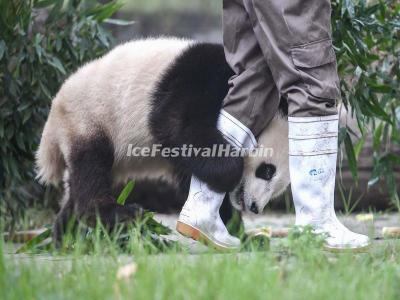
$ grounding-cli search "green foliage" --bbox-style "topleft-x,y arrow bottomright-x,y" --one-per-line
0,0 -> 122,225
14,212 -> 175,255
15,226 -> 52,254
117,181 -> 135,206
332,0 -> 400,206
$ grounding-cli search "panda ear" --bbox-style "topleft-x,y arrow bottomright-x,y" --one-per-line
255,163 -> 276,181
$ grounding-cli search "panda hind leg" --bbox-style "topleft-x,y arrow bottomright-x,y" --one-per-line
53,197 -> 76,247
67,132 -> 143,233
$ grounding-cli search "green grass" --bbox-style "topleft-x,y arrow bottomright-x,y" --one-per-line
1,225 -> 400,300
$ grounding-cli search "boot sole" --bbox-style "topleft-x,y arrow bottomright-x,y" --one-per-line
176,221 -> 239,252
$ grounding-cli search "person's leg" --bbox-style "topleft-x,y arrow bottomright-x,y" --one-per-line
222,0 -> 280,138
243,0 -> 339,117
176,104 -> 261,250
245,0 -> 369,249
176,0 -> 281,250
288,116 -> 369,250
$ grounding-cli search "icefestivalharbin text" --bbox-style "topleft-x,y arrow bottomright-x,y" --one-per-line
126,144 -> 274,158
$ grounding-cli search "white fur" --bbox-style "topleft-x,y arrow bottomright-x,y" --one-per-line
230,115 -> 290,211
37,38 -> 193,186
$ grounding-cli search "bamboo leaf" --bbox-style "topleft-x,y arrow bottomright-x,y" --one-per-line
354,136 -> 365,158
104,19 -> 135,26
86,1 -> 124,22
33,0 -> 60,9
369,84 -> 393,93
117,181 -> 135,206
395,107 -> 400,126
373,123 -> 384,151
382,154 -> 400,165
382,163 -> 400,207
345,131 -> 358,181
16,228 -> 52,254
368,175 -> 380,187
142,212 -> 172,235
0,40 -> 6,60
46,0 -> 63,24
47,56 -> 66,75
345,0 -> 355,18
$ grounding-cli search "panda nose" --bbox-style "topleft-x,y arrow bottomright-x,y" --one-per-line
250,202 -> 259,214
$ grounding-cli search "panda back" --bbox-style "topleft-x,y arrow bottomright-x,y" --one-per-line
54,38 -> 193,161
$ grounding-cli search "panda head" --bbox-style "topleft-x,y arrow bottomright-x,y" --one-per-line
229,116 -> 290,214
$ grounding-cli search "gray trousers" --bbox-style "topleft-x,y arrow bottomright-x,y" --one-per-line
222,0 -> 340,137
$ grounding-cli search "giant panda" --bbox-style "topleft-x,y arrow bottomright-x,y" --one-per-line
36,38 -> 290,243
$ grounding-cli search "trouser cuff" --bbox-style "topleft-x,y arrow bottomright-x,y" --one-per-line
217,110 -> 257,150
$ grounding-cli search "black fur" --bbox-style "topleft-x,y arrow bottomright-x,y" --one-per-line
150,43 -> 287,193
255,163 -> 277,181
53,131 -> 142,244
150,43 -> 243,193
120,178 -> 189,213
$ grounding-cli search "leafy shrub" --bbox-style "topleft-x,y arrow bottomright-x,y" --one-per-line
332,0 -> 400,207
0,0 -> 123,227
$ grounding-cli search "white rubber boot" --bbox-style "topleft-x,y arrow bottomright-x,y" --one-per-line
176,110 -> 257,250
177,176 -> 241,250
289,115 -> 370,251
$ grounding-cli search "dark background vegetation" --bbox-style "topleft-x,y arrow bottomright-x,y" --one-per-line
0,0 -> 399,228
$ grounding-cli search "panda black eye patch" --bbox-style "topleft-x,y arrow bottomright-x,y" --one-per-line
255,163 -> 276,181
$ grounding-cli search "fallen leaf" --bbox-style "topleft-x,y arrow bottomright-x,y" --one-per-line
382,227 -> 400,239
356,213 -> 374,222
117,263 -> 137,281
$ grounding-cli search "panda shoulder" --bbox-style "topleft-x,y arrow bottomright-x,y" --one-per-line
105,37 -> 194,61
